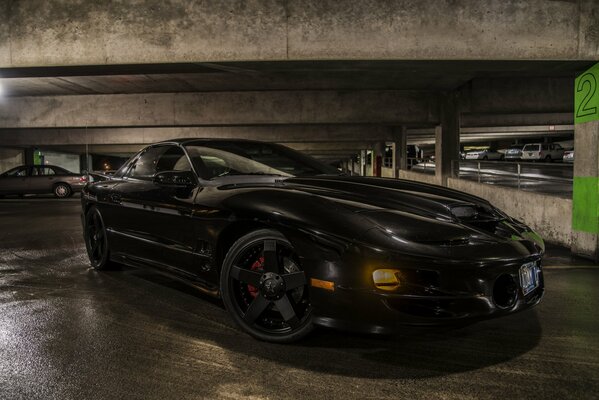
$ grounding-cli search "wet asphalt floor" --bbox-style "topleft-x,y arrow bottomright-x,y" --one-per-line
0,197 -> 598,399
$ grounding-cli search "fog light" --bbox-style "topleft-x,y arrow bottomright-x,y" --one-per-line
372,269 -> 401,291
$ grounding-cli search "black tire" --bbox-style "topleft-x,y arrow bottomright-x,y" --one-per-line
482,156 -> 488,160
84,206 -> 117,270
545,155 -> 552,163
53,183 -> 72,198
500,155 -> 505,161
220,229 -> 313,343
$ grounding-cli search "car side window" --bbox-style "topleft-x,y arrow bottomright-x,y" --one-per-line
5,167 -> 28,177
39,167 -> 56,176
128,146 -> 191,180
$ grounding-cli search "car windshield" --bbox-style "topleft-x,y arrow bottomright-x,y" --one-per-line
184,141 -> 340,180
523,144 -> 540,151
509,145 -> 522,150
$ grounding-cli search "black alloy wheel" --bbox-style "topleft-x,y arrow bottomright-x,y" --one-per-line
84,206 -> 116,270
221,229 -> 313,342
54,183 -> 72,198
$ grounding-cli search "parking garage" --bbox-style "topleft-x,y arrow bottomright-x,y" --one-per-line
0,1 -> 598,399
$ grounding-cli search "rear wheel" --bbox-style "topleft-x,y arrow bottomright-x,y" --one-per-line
482,156 -> 488,160
84,206 -> 117,270
545,155 -> 552,163
220,229 -> 313,343
53,183 -> 72,198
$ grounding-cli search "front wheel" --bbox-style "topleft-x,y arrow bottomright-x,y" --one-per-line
220,229 -> 313,343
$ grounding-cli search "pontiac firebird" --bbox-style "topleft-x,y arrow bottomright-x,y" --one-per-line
81,139 -> 544,342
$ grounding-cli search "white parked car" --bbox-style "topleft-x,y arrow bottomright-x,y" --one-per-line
521,143 -> 564,162
464,149 -> 504,161
563,150 -> 574,163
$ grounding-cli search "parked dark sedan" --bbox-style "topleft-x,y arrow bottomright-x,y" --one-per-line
81,139 -> 545,342
0,165 -> 86,198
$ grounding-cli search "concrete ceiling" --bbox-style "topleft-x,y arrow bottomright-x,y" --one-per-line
0,60 -> 593,97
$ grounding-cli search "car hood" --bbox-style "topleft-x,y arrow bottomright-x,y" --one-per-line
217,175 -> 543,261
281,176 -> 491,220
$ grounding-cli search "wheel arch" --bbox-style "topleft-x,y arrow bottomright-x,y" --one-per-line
214,216 -> 353,282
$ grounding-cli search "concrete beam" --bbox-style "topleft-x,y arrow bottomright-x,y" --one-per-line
0,125 -> 394,146
462,77 -> 574,115
0,0 -> 595,69
462,112 -> 573,127
0,91 -> 438,128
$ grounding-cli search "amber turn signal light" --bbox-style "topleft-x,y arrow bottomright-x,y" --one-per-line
310,278 -> 335,291
372,269 -> 401,291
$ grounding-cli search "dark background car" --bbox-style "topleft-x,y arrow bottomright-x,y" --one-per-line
0,165 -> 87,198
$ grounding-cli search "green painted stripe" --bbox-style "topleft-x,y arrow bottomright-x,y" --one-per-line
572,176 -> 599,233
575,63 -> 599,124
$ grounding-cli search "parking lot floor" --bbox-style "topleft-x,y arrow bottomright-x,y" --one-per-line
0,198 -> 598,399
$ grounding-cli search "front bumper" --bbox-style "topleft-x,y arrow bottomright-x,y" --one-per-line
309,258 -> 544,334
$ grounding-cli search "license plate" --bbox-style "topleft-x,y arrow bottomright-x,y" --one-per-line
519,262 -> 540,295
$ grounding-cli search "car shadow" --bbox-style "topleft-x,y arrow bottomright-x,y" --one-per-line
113,266 -> 542,380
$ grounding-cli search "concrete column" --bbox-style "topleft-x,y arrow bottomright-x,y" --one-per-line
350,157 -> 355,176
360,150 -> 366,176
435,92 -> 461,186
392,126 -> 408,178
571,63 -> 599,260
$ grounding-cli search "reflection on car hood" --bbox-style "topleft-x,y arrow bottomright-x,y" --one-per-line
282,176 -> 489,220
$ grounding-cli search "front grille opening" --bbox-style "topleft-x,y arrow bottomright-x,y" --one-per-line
493,274 -> 518,309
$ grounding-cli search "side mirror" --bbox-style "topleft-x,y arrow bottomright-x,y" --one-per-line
153,170 -> 196,187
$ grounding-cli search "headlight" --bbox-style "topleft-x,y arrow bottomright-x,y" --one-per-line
372,269 -> 401,291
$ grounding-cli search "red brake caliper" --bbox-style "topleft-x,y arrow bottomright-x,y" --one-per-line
247,256 -> 264,298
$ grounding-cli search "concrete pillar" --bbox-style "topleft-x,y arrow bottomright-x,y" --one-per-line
360,150 -> 366,176
393,126 -> 408,178
24,148 -> 34,165
571,63 -> 599,260
435,92 -> 461,186
350,157 -> 355,176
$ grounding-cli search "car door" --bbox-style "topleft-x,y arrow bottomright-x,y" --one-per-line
0,166 -> 30,194
28,166 -> 57,193
107,145 -> 198,274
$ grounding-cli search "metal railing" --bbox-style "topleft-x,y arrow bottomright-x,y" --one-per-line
451,159 -> 573,197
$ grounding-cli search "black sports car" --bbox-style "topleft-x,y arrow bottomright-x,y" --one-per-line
81,139 -> 545,342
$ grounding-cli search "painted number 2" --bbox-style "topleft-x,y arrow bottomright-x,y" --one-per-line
576,72 -> 597,119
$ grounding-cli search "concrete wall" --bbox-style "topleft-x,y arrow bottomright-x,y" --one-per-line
0,0 -> 595,68
381,167 -> 394,178
399,170 -> 441,186
398,172 -> 572,247
41,150 -> 80,173
0,147 -> 24,174
448,178 -> 572,247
